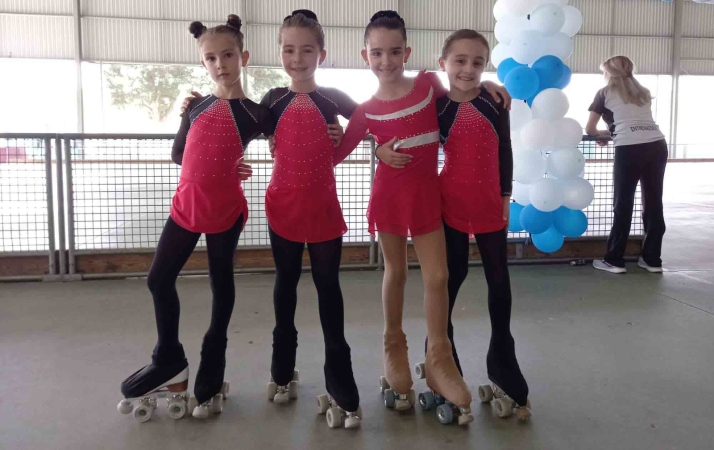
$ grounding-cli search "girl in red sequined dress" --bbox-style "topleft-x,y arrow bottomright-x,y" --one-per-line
118,16 -> 275,422
260,10 -> 362,428
334,11 -> 509,421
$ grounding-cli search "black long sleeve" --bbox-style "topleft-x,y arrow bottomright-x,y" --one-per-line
171,99 -> 197,165
497,106 -> 513,196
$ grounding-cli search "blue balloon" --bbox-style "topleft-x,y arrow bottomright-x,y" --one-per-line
555,65 -> 572,90
519,204 -> 553,235
508,203 -> 525,232
532,55 -> 565,90
504,66 -> 539,100
497,58 -> 525,83
532,226 -> 565,253
552,207 -> 588,237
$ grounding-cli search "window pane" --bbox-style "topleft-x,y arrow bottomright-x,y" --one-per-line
0,59 -> 77,133
677,76 -> 714,159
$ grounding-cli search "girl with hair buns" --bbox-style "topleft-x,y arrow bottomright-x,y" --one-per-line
334,11 -> 510,424
117,15 -> 276,422
586,55 -> 667,274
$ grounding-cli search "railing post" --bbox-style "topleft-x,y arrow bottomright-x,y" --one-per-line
64,137 -> 80,278
44,138 -> 58,278
55,137 -> 67,278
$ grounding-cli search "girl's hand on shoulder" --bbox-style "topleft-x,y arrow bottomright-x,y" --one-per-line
480,81 -> 512,110
328,115 -> 344,147
235,157 -> 253,181
376,137 -> 413,169
180,91 -> 203,116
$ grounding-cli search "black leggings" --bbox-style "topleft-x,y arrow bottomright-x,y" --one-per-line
269,227 -> 359,412
146,215 -> 243,364
430,222 -> 528,406
605,139 -> 668,268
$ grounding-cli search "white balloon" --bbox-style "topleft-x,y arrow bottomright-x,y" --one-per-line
530,4 -> 566,36
491,43 -> 510,68
514,150 -> 547,184
560,177 -> 594,209
511,30 -> 546,65
510,100 -> 533,131
547,148 -> 585,179
544,0 -> 568,5
502,0 -> 541,16
560,6 -> 583,37
520,118 -> 555,152
545,33 -> 573,61
552,118 -> 583,149
493,0 -> 510,20
512,181 -> 532,206
495,15 -> 520,44
530,178 -> 564,212
531,88 -> 569,120
511,131 -> 526,153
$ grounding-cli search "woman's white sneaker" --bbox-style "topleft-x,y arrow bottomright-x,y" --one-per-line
593,259 -> 627,274
638,257 -> 663,273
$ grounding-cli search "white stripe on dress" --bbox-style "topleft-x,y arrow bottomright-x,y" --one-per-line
394,131 -> 440,150
365,87 -> 434,121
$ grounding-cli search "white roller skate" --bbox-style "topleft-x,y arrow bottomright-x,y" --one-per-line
316,394 -> 362,429
117,366 -> 190,423
379,376 -> 415,411
414,362 -> 474,426
267,370 -> 299,404
188,381 -> 230,419
478,383 -> 532,421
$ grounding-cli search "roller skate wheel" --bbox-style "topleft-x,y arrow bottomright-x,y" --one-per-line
379,376 -> 390,393
292,370 -> 300,382
187,396 -> 198,412
167,399 -> 187,420
414,362 -> 426,380
344,415 -> 361,429
383,389 -> 396,408
317,394 -> 330,414
221,382 -> 230,399
419,391 -> 435,410
267,382 -> 278,401
436,404 -> 454,425
133,404 -> 152,423
210,394 -> 224,414
478,384 -> 494,403
274,391 -> 290,404
289,380 -> 299,399
395,398 -> 411,411
192,404 -> 209,419
117,400 -> 132,415
458,412 -> 475,426
494,398 -> 513,418
326,407 -> 342,428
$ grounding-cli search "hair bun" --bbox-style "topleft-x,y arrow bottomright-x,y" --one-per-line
189,21 -> 206,39
226,14 -> 242,31
290,9 -> 318,21
369,10 -> 403,24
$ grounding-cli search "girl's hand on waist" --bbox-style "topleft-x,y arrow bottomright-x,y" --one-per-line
328,115 -> 344,147
376,137 -> 413,169
235,157 -> 253,181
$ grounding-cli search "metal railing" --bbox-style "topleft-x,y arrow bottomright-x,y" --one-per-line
1,133 -> 644,280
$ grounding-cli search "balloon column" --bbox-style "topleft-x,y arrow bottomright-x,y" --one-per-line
495,0 -> 593,253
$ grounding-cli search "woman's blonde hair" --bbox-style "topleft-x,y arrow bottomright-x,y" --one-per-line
601,56 -> 652,106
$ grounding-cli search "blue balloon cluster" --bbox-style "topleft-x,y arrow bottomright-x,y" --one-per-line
512,203 -> 588,253
500,55 -> 572,102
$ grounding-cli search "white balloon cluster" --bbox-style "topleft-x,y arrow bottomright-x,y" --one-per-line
492,0 -> 582,67
495,0 -> 594,253
692,0 -> 714,4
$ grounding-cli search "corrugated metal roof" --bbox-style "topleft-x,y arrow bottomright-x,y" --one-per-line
681,60 -> 714,76
399,0 -> 495,32
569,35 -> 612,73
611,37 -> 672,75
82,17 -> 222,64
81,0 -> 241,22
613,0 -> 673,37
246,0 -> 396,27
0,14 -> 74,59
0,0 -> 73,15
682,38 -> 714,59
682,0 -> 714,38
570,0 -> 614,36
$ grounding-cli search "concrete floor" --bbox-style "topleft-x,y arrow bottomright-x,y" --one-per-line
1,163 -> 713,450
